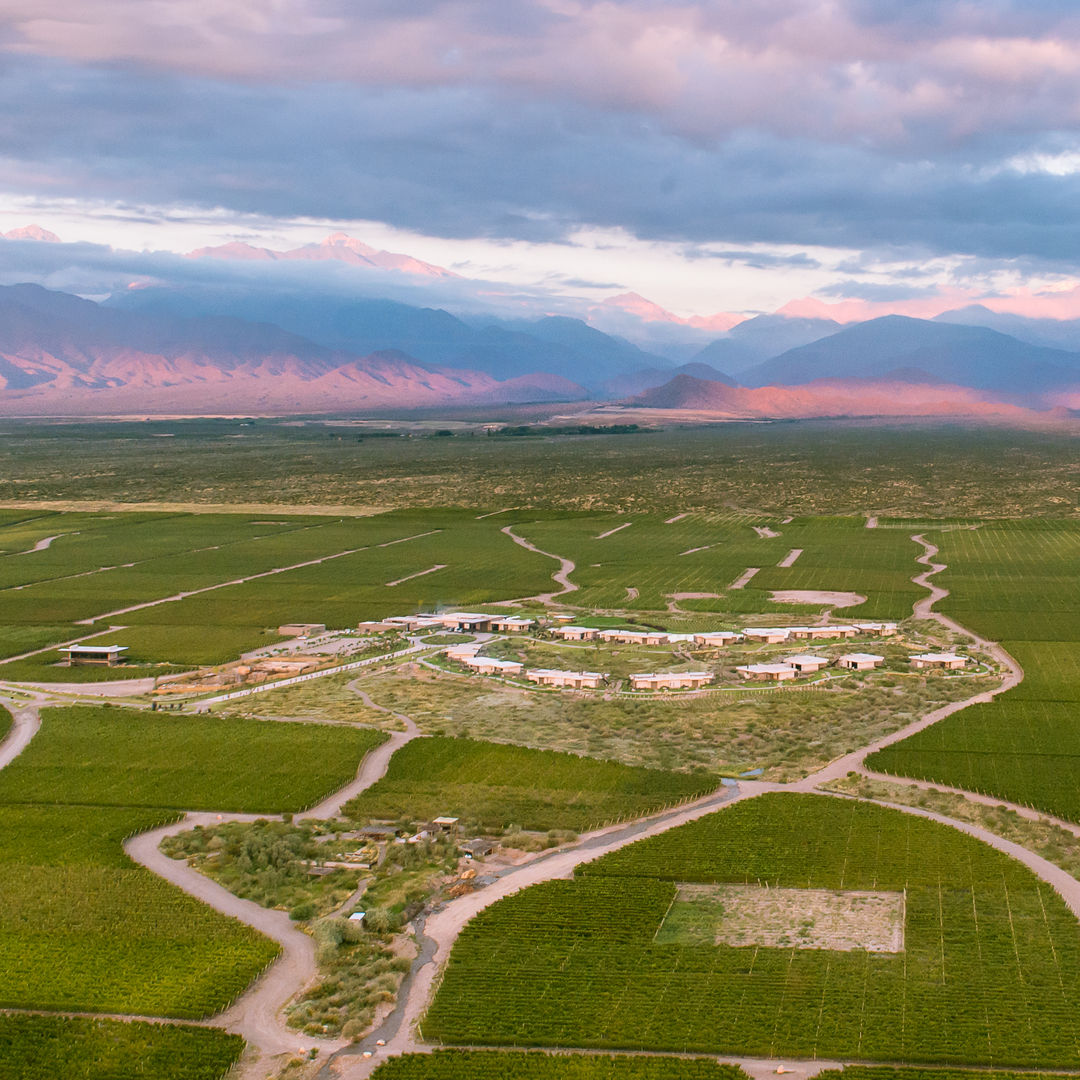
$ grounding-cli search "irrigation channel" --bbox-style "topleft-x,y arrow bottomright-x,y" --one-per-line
0,532 -> 1076,1080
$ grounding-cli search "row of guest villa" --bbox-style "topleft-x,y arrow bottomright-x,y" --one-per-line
736,651 -> 968,680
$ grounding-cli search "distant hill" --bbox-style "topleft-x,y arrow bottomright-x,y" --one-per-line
629,372 -> 1035,420
602,361 -> 736,398
110,291 -> 667,390
740,315 -> 1080,397
0,284 -> 587,415
691,314 -> 840,374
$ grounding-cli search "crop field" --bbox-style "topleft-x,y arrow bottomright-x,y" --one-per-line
0,804 -> 278,1017
424,793 -> 1080,1066
0,507 -> 559,678
0,706 -> 388,813
343,736 -> 717,831
370,1050 -> 749,1079
512,513 -> 919,621
816,1069 -> 1080,1080
867,521 -> 1080,821
0,1014 -> 244,1080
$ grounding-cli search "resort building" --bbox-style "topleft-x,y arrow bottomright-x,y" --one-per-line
60,643 -> 128,667
446,643 -> 482,661
550,625 -> 600,641
855,622 -> 898,637
439,612 -> 494,632
910,653 -> 968,670
489,616 -> 536,632
463,656 -> 523,676
629,671 -> 713,690
736,663 -> 797,681
837,653 -> 885,671
278,623 -> 326,637
599,629 -> 670,646
693,631 -> 744,647
526,668 -> 606,689
743,628 -> 791,644
788,625 -> 859,640
782,654 -> 830,673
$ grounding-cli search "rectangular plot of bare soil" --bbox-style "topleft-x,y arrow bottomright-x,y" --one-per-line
657,884 -> 905,952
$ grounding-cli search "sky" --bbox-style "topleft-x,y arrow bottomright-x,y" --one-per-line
4,1 -> 1080,320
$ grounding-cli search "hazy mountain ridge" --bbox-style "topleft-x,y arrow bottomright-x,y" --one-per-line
0,284 -> 587,414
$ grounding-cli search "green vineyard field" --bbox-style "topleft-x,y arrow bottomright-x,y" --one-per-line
0,1014 -> 243,1080
344,736 -> 717,831
0,706 -> 387,813
370,1050 -> 749,1080
424,793 -> 1080,1066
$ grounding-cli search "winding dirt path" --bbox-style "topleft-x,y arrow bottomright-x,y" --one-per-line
0,694 -> 46,770
501,525 -> 578,603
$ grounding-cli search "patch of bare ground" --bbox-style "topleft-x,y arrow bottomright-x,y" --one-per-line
659,884 -> 905,952
729,567 -> 760,589
770,589 -> 866,607
777,548 -> 803,567
753,525 -> 781,538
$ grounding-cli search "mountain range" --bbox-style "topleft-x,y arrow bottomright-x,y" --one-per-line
1,226 -> 1079,418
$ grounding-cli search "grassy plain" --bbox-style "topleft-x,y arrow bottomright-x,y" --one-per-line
0,419 -> 1076,517
0,1014 -> 244,1080
343,736 -> 717,831
260,664 -> 995,780
425,793 -> 1080,1065
0,706 -> 387,813
370,1051 -> 749,1079
867,521 -> 1080,821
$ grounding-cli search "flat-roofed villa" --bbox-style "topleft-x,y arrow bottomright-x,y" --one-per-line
463,656 -> 523,676
385,614 -> 444,631
911,652 -> 968,670
278,623 -> 326,637
629,671 -> 713,690
693,631 -> 744,647
837,652 -> 885,670
440,612 -> 493,632
489,616 -> 535,632
736,662 -> 797,681
599,629 -> 670,645
60,643 -> 128,667
526,668 -> 606,689
855,622 -> 898,636
782,654 -> 830,673
788,625 -> 859,640
446,643 -> 482,661
743,628 -> 791,643
550,625 -> 599,641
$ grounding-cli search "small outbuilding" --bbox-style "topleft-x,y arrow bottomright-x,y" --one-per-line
462,838 -> 496,858
837,652 -> 885,671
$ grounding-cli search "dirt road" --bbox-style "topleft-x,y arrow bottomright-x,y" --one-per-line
0,695 -> 45,770
501,525 -> 578,603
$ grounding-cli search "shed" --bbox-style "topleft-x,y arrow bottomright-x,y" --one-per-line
463,838 -> 496,858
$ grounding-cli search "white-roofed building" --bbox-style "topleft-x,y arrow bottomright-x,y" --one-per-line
550,625 -> 599,641
463,656 -> 523,676
693,631 -> 744,647
782,654 -> 830,673
736,663 -> 797,681
629,671 -> 713,690
911,653 -> 968,670
526,669 -> 606,689
489,616 -> 536,632
743,628 -> 791,643
837,653 -> 885,670
60,643 -> 128,667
